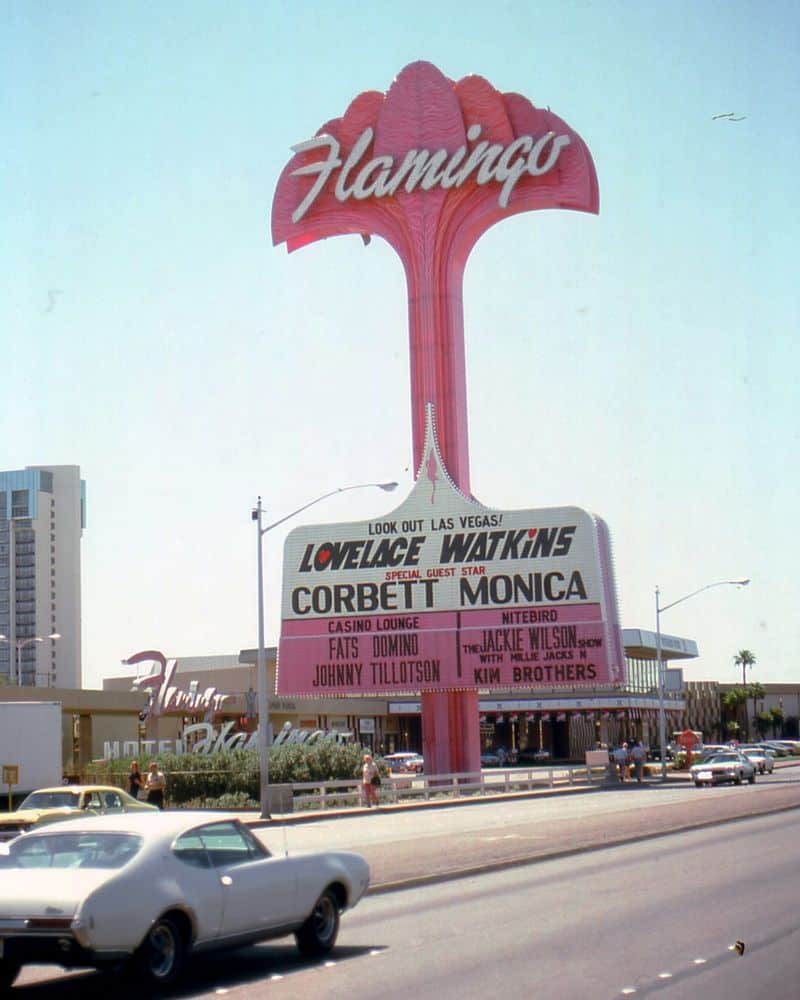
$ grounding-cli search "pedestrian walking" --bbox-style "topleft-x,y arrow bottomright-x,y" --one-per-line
630,742 -> 646,782
361,752 -> 380,808
613,743 -> 629,782
145,761 -> 166,809
128,760 -> 144,800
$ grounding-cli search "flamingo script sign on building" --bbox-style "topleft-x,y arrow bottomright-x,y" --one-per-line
289,124 -> 572,222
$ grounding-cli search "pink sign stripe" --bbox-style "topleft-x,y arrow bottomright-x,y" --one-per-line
277,614 -> 611,695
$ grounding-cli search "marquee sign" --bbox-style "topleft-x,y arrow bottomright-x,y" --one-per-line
278,413 -> 624,696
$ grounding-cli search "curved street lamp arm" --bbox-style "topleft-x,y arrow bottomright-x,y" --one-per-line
658,578 -> 749,615
260,482 -> 398,535
253,477 -> 397,820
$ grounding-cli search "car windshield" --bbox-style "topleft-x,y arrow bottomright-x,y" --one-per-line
705,755 -> 738,763
0,832 -> 143,869
19,791 -> 81,810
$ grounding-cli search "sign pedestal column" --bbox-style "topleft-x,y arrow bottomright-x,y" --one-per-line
422,689 -> 480,777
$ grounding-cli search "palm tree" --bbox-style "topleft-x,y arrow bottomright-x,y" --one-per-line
769,706 -> 785,738
748,682 -> 765,740
733,651 -> 757,740
722,688 -> 749,740
734,649 -> 757,687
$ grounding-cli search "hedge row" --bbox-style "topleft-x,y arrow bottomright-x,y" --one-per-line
88,743 -> 372,807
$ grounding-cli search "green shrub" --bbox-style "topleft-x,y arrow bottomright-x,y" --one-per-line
181,792 -> 260,810
88,742 -> 369,806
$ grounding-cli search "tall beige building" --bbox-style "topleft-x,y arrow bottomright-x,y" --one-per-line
0,465 -> 85,688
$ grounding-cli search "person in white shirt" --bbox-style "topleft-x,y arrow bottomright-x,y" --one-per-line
630,742 -> 646,782
613,743 -> 629,782
145,762 -> 166,809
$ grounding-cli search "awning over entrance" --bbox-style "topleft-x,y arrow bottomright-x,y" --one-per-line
621,628 -> 699,661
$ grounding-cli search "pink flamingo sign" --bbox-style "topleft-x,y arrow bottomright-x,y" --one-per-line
272,62 -> 599,775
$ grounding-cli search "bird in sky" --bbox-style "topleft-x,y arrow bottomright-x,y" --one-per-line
43,289 -> 63,313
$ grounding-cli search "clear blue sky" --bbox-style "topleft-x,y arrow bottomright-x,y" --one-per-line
2,1 -> 797,689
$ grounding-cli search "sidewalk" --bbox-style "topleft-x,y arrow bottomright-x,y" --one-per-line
241,758 -> 799,829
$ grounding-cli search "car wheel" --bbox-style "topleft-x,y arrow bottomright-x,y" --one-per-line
296,888 -> 340,958
748,772 -> 756,784
734,772 -> 743,785
694,780 -> 702,787
135,914 -> 187,986
0,957 -> 22,990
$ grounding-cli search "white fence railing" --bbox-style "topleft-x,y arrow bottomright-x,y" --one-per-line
288,764 -> 610,813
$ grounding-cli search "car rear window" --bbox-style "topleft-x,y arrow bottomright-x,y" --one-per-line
19,791 -> 81,810
2,832 -> 143,869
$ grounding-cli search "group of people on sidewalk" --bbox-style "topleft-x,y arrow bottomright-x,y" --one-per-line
128,760 -> 167,808
612,742 -> 646,783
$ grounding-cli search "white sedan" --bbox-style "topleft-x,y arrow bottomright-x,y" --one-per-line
689,752 -> 757,787
383,752 -> 424,773
0,811 -> 369,989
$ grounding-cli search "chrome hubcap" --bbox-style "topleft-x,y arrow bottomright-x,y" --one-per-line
314,896 -> 336,943
148,923 -> 176,978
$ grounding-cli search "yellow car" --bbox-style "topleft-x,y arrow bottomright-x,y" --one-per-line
0,785 -> 157,841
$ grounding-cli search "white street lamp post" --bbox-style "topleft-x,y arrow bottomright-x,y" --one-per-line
655,579 -> 749,779
0,633 -> 61,686
252,481 -> 398,820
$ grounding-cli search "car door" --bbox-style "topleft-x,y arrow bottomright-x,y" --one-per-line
171,828 -> 227,942
198,821 -> 299,940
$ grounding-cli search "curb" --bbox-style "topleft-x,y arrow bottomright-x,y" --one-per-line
243,780 -> 609,828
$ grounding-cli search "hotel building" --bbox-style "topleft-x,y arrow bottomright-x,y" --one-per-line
0,465 -> 85,688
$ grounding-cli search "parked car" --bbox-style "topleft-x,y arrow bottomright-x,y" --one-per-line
756,741 -> 791,756
689,752 -> 756,787
0,811 -> 370,989
0,785 -> 157,842
517,747 -> 552,764
382,752 -> 424,774
695,744 -> 728,757
741,749 -> 774,774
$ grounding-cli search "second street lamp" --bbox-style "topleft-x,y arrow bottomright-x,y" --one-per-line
0,633 -> 61,686
252,481 -> 398,820
655,578 -> 750,779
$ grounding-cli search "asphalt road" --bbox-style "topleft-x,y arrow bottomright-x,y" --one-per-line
235,809 -> 800,1000
276,808 -> 800,999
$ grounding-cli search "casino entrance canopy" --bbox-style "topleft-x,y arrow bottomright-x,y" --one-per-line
621,629 -> 699,661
